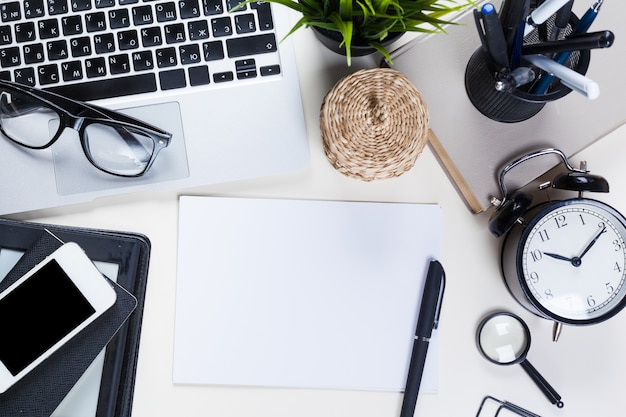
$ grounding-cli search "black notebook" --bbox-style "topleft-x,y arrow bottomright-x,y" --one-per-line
0,219 -> 151,417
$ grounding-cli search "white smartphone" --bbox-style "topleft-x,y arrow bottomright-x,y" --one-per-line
0,242 -> 117,393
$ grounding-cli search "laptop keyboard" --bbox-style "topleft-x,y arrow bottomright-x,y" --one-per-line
0,0 -> 282,101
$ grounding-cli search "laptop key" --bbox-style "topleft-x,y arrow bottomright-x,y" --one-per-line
235,58 -> 256,79
48,0 -> 69,15
85,12 -> 107,32
0,46 -> 20,67
188,65 -> 209,85
203,0 -> 224,15
24,44 -> 45,64
108,53 -> 131,74
260,64 -> 280,76
226,33 -> 276,57
24,0 -> 46,19
117,29 -> 139,50
252,2 -> 273,30
60,60 -> 83,81
16,22 -> 37,42
234,14 -> 255,34
14,67 -> 36,85
95,0 -> 115,8
179,0 -> 201,18
0,26 -> 11,44
38,19 -> 61,39
1,2 -> 21,22
156,2 -> 177,22
109,9 -> 131,29
213,71 -> 233,83
159,68 -> 186,90
37,63 -> 59,84
85,56 -> 107,77
46,73 -> 158,100
211,17 -> 231,37
72,0 -> 92,11
47,39 -> 69,60
61,15 -> 83,36
156,47 -> 177,67
202,40 -> 223,60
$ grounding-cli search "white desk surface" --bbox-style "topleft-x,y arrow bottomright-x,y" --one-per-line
8,13 -> 626,417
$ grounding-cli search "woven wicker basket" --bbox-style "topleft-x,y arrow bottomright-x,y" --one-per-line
320,68 -> 430,181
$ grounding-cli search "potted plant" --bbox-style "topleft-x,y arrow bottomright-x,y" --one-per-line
236,0 -> 473,65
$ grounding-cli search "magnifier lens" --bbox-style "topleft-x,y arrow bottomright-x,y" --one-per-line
478,313 -> 529,364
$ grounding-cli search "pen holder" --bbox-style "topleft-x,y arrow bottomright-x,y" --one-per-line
465,12 -> 591,123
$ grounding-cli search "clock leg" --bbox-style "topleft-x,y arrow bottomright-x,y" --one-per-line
552,322 -> 563,342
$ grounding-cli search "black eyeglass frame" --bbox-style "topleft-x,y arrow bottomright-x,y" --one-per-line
0,79 -> 173,177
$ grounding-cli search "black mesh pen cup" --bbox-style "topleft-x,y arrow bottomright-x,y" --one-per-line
465,12 -> 591,123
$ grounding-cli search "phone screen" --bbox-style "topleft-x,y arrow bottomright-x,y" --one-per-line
0,259 -> 96,376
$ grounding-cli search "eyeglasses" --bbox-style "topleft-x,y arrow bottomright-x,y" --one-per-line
0,80 -> 172,177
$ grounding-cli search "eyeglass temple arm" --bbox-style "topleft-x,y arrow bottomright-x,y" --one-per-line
0,80 -> 171,138
85,103 -> 172,138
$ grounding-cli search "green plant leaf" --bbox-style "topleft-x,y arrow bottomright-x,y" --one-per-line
237,0 -> 474,65
369,41 -> 393,65
338,0 -> 353,21
328,12 -> 354,65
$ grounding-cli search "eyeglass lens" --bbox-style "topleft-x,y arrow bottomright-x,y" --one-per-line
0,88 -> 159,176
0,89 -> 61,148
84,123 -> 156,177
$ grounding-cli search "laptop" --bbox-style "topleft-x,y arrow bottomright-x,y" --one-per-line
0,0 -> 309,215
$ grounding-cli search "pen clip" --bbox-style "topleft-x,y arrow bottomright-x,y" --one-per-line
472,8 -> 489,54
432,263 -> 445,330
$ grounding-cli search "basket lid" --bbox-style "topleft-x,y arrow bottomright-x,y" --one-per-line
320,68 -> 430,181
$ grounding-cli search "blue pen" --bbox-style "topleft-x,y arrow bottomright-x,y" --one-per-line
481,3 -> 510,70
532,0 -> 605,94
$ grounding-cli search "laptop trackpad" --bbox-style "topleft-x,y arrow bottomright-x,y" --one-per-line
52,101 -> 189,196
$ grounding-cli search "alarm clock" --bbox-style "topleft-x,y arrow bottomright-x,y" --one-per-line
489,148 -> 626,334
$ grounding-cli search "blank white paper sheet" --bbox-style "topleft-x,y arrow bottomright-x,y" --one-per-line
173,196 -> 442,392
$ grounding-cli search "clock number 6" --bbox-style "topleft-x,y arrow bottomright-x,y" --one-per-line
587,295 -> 596,307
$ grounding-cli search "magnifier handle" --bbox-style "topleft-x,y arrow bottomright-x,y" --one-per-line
520,360 -> 564,408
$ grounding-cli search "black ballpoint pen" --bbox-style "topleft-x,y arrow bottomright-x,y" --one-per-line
399,260 -> 446,417
521,30 -> 614,55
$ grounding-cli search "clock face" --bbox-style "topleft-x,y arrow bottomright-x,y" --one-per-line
520,199 -> 626,322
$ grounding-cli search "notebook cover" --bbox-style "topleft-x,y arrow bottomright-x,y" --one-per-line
389,0 -> 626,213
0,220 -> 151,417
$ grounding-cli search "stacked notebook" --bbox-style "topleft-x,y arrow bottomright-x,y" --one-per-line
0,219 -> 150,417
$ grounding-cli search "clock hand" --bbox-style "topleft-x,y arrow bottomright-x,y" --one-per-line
578,225 -> 607,260
543,252 -> 573,262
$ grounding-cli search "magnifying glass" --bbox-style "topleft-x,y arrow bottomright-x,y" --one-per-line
477,311 -> 564,408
